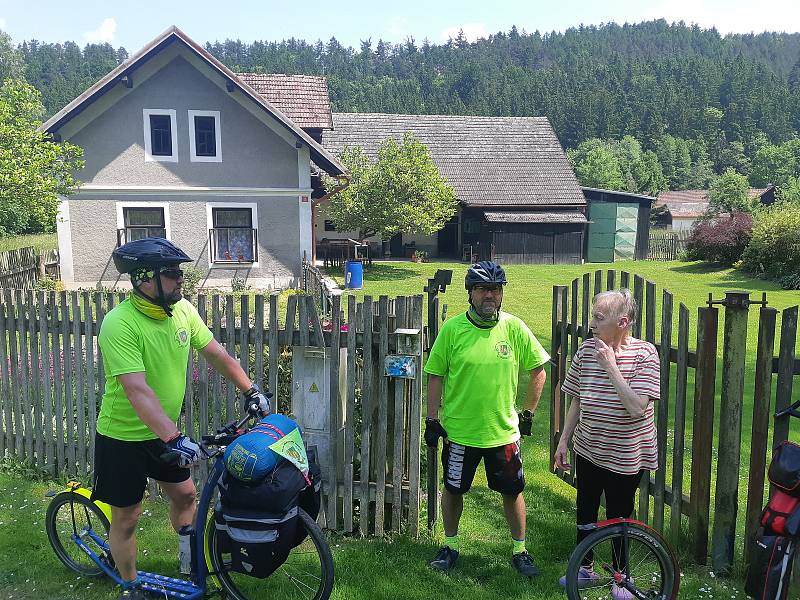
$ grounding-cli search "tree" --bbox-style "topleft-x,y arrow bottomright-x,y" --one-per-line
568,140 -> 625,190
325,133 -> 458,241
707,168 -> 752,214
0,79 -> 84,236
750,144 -> 796,188
0,30 -> 23,82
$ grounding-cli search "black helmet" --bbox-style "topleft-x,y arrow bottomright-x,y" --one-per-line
113,238 -> 192,274
465,261 -> 507,290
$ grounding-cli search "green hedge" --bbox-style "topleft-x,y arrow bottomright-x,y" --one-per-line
741,202 -> 800,288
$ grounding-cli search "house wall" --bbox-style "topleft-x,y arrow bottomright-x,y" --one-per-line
64,194 -> 303,289
67,55 -> 300,189
671,217 -> 697,232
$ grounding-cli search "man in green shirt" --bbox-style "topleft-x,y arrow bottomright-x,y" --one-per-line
93,238 -> 270,600
424,261 -> 549,577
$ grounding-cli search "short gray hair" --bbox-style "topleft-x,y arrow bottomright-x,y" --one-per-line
593,288 -> 638,326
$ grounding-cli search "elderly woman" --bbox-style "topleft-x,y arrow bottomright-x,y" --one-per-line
555,289 -> 660,600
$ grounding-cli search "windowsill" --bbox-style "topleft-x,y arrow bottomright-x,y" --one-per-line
145,154 -> 178,163
191,155 -> 222,163
209,261 -> 258,268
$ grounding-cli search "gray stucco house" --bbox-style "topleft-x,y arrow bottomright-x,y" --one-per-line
43,26 -> 347,289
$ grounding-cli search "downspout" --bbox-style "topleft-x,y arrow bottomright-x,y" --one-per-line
311,174 -> 350,264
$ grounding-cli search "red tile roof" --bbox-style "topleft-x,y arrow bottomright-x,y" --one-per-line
236,73 -> 333,130
656,188 -> 774,217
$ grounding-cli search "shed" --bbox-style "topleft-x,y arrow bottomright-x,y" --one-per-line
581,187 -> 655,262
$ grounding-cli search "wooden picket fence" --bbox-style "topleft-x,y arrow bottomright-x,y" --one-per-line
0,289 -> 424,537
0,247 -> 59,288
648,230 -> 690,261
551,269 -> 799,574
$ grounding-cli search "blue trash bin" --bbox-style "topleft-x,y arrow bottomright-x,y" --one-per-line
344,260 -> 364,289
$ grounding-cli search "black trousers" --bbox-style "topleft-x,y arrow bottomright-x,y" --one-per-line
575,453 -> 644,566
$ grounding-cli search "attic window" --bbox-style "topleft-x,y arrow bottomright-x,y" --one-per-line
143,109 -> 178,162
188,110 -> 222,162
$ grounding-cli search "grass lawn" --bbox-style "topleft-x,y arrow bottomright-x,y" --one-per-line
1,259 -> 797,599
0,233 -> 58,253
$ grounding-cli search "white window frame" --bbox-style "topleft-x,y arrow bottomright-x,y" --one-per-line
143,109 -> 178,163
116,202 -> 171,243
188,110 -> 222,163
206,202 -> 259,267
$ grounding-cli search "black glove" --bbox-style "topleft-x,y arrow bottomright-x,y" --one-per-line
244,384 -> 272,415
424,418 -> 447,447
163,434 -> 202,467
518,410 -> 534,437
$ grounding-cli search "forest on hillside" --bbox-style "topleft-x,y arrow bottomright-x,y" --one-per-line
10,19 -> 800,196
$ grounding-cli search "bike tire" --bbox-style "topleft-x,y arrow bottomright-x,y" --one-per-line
45,491 -> 112,577
208,507 -> 334,600
565,522 -> 679,600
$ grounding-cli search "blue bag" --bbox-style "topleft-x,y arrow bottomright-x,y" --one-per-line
223,413 -> 302,482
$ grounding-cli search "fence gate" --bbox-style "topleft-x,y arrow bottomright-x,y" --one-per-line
550,269 -> 799,577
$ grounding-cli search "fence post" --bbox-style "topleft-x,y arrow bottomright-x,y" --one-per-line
550,285 -> 567,475
712,291 -> 751,575
691,304 -> 718,564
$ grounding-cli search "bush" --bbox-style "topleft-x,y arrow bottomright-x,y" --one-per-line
741,202 -> 800,279
34,276 -> 64,292
181,265 -> 203,297
778,272 -> 800,290
685,212 -> 753,265
231,275 -> 249,293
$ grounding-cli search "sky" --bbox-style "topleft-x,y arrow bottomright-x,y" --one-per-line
1,0 -> 799,51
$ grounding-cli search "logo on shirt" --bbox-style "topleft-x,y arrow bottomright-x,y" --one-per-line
495,341 -> 512,359
175,328 -> 189,347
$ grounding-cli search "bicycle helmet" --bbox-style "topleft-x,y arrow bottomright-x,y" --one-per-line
112,238 -> 192,316
464,261 -> 507,290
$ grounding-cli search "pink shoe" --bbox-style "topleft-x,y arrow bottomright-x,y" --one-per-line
611,579 -> 634,600
558,566 -> 601,588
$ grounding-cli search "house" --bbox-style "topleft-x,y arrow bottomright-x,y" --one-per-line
42,26 -> 347,289
321,113 -> 587,264
654,186 -> 776,231
581,187 -> 654,262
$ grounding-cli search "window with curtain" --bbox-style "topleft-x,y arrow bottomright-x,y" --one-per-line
123,207 -> 166,243
149,115 -> 173,156
212,207 -> 255,262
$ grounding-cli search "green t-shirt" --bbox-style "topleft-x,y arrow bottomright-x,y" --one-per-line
96,298 -> 214,441
424,311 -> 550,448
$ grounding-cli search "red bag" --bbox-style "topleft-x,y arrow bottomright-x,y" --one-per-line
761,489 -> 800,537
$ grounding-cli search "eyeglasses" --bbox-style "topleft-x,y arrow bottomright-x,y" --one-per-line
160,269 -> 184,281
472,285 -> 503,293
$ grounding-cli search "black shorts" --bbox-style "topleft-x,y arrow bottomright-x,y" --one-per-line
441,440 -> 525,496
91,432 -> 191,508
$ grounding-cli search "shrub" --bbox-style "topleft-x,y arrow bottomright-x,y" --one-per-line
181,265 -> 203,297
34,276 -> 65,292
685,212 -> 753,265
231,275 -> 249,293
741,202 -> 800,279
778,272 -> 800,290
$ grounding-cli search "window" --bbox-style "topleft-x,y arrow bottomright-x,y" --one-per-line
324,220 -> 337,232
188,110 -> 222,162
150,115 -> 172,156
118,206 -> 166,246
143,109 -> 178,162
210,207 -> 257,263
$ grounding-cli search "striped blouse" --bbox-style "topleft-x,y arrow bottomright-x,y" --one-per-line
561,337 -> 660,475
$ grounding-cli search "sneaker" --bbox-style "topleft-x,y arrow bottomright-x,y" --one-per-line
429,546 -> 459,572
558,566 -> 601,588
611,578 -> 635,600
511,551 -> 540,577
118,585 -> 147,600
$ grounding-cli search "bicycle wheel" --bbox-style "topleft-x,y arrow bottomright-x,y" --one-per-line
45,492 -> 113,576
565,522 -> 679,600
208,507 -> 334,600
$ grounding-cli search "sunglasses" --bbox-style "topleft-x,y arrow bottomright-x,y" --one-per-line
473,284 -> 503,293
160,269 -> 184,280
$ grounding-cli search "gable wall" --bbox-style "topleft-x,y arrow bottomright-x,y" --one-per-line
67,54 -> 300,189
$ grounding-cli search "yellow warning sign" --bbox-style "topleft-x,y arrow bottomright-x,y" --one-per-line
309,382 -> 319,393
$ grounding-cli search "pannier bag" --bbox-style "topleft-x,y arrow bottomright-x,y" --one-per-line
768,441 -> 800,497
745,530 -> 796,600
761,490 -> 800,537
215,460 -> 305,578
